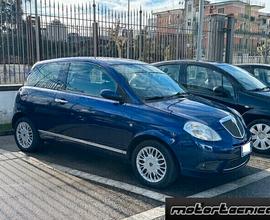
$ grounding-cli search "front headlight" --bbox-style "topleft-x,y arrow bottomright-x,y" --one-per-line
184,121 -> 221,141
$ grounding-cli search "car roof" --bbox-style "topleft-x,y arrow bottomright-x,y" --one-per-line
152,60 -> 249,77
236,63 -> 270,68
34,57 -> 147,67
152,59 -> 223,66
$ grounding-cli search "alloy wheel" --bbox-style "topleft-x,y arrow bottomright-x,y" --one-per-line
136,146 -> 167,183
16,121 -> 34,149
250,123 -> 270,151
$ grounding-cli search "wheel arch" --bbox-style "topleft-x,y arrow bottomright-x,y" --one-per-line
12,112 -> 26,129
243,112 -> 270,126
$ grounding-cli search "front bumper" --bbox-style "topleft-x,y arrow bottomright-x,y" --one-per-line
177,139 -> 252,177
195,154 -> 250,173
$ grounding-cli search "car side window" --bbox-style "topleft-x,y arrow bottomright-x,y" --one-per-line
26,62 -> 69,90
158,64 -> 180,82
254,68 -> 270,85
185,65 -> 235,99
66,62 -> 117,97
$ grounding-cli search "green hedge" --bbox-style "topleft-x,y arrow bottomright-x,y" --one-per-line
0,123 -> 12,135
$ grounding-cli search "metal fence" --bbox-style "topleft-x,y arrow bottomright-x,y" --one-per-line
1,0 -> 204,84
0,0 -> 269,85
233,31 -> 270,64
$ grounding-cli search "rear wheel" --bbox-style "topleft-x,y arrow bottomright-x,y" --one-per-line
131,140 -> 178,188
248,120 -> 270,154
14,117 -> 41,152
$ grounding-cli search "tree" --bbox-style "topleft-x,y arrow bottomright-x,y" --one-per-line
257,39 -> 270,64
108,20 -> 128,58
0,0 -> 34,63
0,0 -> 23,30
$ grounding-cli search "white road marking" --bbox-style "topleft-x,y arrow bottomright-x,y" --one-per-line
188,167 -> 270,198
11,151 -> 171,202
48,163 -> 171,203
122,164 -> 270,220
122,206 -> 165,220
1,149 -> 270,220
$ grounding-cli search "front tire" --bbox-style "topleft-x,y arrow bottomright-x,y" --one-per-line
14,117 -> 41,152
131,140 -> 178,188
248,120 -> 270,154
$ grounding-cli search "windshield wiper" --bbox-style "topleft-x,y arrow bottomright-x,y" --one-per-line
249,86 -> 270,92
144,92 -> 187,101
144,96 -> 168,101
167,92 -> 188,98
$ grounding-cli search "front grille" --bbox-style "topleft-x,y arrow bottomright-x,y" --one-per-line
236,117 -> 245,135
220,115 -> 245,138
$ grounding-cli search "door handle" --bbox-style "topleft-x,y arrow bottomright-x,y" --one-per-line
77,115 -> 85,121
54,98 -> 68,104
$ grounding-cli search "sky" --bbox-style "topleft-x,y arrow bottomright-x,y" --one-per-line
40,0 -> 270,13
211,0 -> 270,13
26,0 -> 270,16
91,0 -> 270,13
82,0 -> 270,13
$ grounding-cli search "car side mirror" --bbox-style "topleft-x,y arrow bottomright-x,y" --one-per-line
213,86 -> 229,97
100,89 -> 124,103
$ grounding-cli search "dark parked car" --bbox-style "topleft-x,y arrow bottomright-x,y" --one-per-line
13,57 -> 251,188
153,60 -> 270,153
237,64 -> 270,87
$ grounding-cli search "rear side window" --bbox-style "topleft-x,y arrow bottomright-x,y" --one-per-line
239,66 -> 251,73
253,68 -> 262,79
254,67 -> 270,85
66,62 -> 117,97
26,62 -> 69,90
158,64 -> 180,82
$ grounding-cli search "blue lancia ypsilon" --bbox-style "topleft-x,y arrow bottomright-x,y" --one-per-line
13,57 -> 251,188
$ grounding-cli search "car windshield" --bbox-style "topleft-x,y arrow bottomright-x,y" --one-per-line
113,64 -> 186,101
217,64 -> 267,91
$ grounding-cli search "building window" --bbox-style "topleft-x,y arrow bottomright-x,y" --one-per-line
187,19 -> 191,26
188,4 -> 192,13
218,8 -> 224,14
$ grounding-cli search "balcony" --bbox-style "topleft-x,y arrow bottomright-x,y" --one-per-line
243,0 -> 265,9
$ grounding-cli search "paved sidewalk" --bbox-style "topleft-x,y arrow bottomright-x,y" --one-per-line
0,151 -> 161,220
1,135 -> 270,220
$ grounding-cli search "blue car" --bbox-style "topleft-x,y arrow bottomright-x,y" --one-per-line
13,57 -> 251,188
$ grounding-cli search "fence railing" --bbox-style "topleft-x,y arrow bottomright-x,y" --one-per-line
0,0 -> 269,84
1,0 -> 203,84
233,31 -> 270,64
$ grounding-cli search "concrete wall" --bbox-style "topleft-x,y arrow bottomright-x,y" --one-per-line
0,86 -> 21,124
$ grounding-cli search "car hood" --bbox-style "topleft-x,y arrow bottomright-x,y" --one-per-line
146,95 -> 232,130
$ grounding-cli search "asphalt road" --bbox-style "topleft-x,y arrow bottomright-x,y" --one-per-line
0,135 -> 270,220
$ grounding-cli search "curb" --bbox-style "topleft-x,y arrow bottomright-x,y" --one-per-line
0,130 -> 14,136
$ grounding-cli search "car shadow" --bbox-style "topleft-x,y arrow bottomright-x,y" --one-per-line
23,141 -> 263,197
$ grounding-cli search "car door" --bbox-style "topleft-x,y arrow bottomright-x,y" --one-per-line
182,64 -> 240,110
52,61 -> 134,153
25,62 -> 69,132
